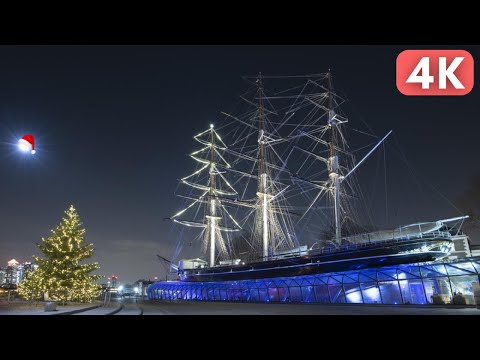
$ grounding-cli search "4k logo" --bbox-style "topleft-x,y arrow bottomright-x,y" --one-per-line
396,50 -> 474,96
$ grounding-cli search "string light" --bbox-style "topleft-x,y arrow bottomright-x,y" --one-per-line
18,205 -> 101,303
171,125 -> 242,264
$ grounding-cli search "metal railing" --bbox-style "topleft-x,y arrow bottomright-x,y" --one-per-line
308,230 -> 452,256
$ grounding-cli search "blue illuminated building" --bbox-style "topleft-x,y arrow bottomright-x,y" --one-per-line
148,257 -> 480,305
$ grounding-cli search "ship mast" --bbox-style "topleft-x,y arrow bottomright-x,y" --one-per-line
248,71 -> 392,247
206,124 -> 220,267
327,71 -> 342,244
256,73 -> 270,260
217,73 -> 297,260
170,124 -> 241,267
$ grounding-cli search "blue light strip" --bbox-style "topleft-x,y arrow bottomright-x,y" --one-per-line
147,257 -> 480,305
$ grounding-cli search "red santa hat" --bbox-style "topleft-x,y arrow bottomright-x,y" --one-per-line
18,134 -> 36,154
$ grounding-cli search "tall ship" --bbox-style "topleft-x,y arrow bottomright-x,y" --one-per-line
165,72 -> 468,282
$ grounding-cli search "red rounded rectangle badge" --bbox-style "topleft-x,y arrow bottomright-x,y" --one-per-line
396,50 -> 474,96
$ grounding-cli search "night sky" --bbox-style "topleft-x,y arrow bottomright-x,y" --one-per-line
0,45 -> 478,283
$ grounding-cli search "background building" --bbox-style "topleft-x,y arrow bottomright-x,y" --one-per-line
0,259 -> 38,287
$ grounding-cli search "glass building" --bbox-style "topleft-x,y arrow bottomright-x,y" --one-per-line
148,257 -> 480,305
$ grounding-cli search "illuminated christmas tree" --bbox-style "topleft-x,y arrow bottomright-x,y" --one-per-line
18,205 -> 101,302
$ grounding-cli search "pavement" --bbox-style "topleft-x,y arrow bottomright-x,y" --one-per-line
2,298 -> 479,315
73,303 -> 121,315
0,301 -> 101,315
0,298 -> 143,315
115,301 -> 143,315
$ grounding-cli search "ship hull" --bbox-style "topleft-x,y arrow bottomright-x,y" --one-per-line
178,237 -> 452,282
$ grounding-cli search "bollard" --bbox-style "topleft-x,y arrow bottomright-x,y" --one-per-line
44,301 -> 57,312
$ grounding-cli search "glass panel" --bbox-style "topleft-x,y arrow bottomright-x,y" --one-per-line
256,280 -> 268,288
239,281 -> 250,289
436,277 -> 452,304
358,273 -> 376,282
241,289 -> 250,302
300,278 -> 315,286
361,283 -> 381,304
207,288 -> 215,301
314,276 -> 329,285
190,288 -> 196,300
327,276 -> 342,284
278,287 -> 290,302
285,279 -> 299,287
268,287 -> 279,302
328,284 -> 346,303
471,261 -> 480,273
379,281 -> 402,304
289,287 -> 303,302
344,284 -> 363,303
377,269 -> 397,281
445,264 -> 474,276
296,279 -> 307,287
422,277 -> 453,304
314,285 -> 331,303
401,265 -> 421,278
249,288 -> 260,302
258,288 -> 268,302
220,290 -> 227,301
431,264 -> 448,275
449,275 -> 479,305
449,262 -> 477,274
301,286 -> 315,303
197,288 -> 203,300
400,279 -> 427,304
422,279 -> 436,304
275,280 -> 289,288
342,274 -> 358,284
421,265 -> 446,277
233,289 -> 242,301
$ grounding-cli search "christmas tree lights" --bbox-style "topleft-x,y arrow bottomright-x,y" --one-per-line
18,205 -> 101,303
